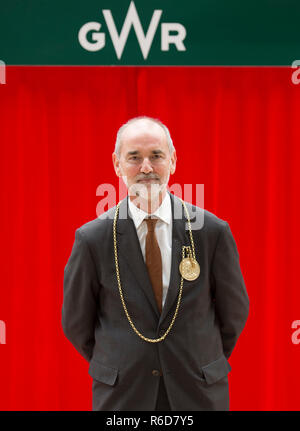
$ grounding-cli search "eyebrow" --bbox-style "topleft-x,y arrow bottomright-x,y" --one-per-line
127,151 -> 139,155
126,149 -> 164,156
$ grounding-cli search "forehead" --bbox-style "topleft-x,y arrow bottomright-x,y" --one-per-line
120,120 -> 168,150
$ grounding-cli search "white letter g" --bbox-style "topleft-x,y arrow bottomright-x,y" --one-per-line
78,22 -> 105,52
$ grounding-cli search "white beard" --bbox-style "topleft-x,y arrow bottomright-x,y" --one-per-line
121,166 -> 171,210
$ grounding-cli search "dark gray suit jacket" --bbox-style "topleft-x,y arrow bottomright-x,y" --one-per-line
62,192 -> 249,411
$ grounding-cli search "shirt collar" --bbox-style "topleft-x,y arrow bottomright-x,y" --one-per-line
128,192 -> 172,230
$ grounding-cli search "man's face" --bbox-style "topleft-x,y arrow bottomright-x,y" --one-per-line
112,119 -> 177,200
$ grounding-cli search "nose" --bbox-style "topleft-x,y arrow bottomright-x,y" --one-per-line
140,157 -> 153,174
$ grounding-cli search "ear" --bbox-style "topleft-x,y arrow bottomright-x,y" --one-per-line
112,152 -> 122,177
170,150 -> 177,175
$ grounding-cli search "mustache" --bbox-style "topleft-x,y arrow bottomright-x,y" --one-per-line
136,174 -> 160,181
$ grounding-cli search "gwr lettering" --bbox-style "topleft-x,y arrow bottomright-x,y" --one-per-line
78,1 -> 186,60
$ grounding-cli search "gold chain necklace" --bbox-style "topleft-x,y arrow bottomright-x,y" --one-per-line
112,197 -> 198,343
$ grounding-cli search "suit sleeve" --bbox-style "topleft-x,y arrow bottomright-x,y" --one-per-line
211,222 -> 249,359
62,228 -> 100,362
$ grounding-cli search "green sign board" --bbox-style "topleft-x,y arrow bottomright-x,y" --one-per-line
0,0 -> 299,65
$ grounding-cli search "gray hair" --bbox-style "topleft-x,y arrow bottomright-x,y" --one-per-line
114,116 -> 175,158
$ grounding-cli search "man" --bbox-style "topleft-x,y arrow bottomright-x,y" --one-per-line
62,116 -> 249,411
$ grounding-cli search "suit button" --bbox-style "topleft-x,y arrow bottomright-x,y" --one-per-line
152,369 -> 162,377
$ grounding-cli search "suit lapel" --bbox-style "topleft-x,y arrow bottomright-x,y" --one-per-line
116,197 -> 160,319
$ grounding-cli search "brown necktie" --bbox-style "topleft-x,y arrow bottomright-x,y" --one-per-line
145,218 -> 163,313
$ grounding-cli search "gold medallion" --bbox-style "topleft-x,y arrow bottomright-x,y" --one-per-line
179,257 -> 200,281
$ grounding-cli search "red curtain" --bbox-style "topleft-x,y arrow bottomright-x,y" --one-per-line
0,66 -> 300,410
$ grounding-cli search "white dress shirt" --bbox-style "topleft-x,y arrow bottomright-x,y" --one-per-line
128,193 -> 172,308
